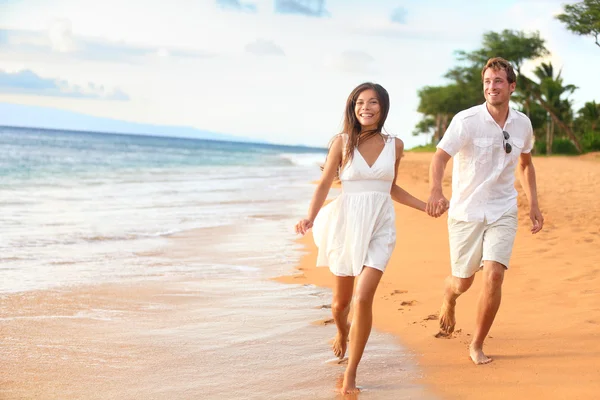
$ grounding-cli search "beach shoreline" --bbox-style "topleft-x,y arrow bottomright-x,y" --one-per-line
0,221 -> 432,400
277,151 -> 600,400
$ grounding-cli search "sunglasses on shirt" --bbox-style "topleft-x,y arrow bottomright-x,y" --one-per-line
502,131 -> 512,154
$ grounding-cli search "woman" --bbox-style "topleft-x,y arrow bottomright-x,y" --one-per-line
295,82 -> 435,394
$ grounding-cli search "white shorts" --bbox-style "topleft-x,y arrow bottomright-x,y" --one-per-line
447,206 -> 518,278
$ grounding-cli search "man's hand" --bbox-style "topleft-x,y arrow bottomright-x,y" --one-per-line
530,206 -> 544,234
427,190 -> 449,218
295,219 -> 313,235
435,198 -> 449,216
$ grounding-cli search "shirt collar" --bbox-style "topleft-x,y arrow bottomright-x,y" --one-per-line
480,102 -> 516,126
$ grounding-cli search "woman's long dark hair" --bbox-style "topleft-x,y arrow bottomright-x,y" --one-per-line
339,82 -> 390,171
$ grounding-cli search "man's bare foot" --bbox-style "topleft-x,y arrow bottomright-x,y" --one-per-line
340,370 -> 359,395
469,345 -> 492,365
332,323 -> 350,359
438,300 -> 456,337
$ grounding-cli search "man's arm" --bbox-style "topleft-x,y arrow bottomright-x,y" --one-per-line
427,149 -> 451,217
428,115 -> 465,217
517,152 -> 544,234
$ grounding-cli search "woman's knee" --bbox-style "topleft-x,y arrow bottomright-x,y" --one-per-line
332,297 -> 352,314
353,291 -> 375,309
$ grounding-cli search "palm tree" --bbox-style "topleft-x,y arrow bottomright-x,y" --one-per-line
577,101 -> 600,132
520,62 -> 582,154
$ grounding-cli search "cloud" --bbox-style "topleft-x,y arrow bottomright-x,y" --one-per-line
390,7 -> 408,24
0,69 -> 130,100
245,39 -> 285,56
216,0 -> 257,12
274,0 -> 328,17
348,23 -> 465,42
326,50 -> 374,73
48,19 -> 77,52
0,27 -> 213,63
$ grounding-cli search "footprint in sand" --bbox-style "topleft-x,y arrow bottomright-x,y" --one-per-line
581,289 -> 600,294
326,357 -> 348,365
312,318 -> 335,326
423,314 -> 438,321
568,269 -> 600,282
400,300 -> 417,306
390,289 -> 408,295
435,328 -> 461,339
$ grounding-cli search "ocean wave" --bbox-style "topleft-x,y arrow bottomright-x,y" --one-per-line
4,229 -> 183,249
246,214 -> 290,221
0,256 -> 29,262
84,229 -> 181,242
83,234 -> 142,242
277,153 -> 325,167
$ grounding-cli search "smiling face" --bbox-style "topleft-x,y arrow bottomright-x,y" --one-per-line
483,68 -> 516,107
354,89 -> 381,130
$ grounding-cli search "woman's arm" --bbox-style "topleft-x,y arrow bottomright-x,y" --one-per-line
391,184 -> 426,212
295,135 -> 344,235
390,137 -> 426,212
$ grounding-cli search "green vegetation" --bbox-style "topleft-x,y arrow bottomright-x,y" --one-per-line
556,0 -> 600,49
408,143 -> 437,152
414,3 -> 600,155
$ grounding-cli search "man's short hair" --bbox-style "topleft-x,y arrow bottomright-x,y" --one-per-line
481,57 -> 517,84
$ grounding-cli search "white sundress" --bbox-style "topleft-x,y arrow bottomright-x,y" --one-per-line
312,134 -> 397,277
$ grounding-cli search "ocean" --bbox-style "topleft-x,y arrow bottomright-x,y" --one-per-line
0,126 -> 434,399
0,127 -> 329,292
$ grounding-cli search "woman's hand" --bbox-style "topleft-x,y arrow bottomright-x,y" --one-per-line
295,219 -> 313,235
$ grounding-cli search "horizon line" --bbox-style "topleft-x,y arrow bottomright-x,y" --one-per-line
0,124 -> 328,151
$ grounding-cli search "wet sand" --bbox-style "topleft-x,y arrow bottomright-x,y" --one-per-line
0,221 -> 434,399
278,152 -> 600,399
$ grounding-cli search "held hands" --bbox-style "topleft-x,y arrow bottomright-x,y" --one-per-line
530,206 -> 544,234
426,190 -> 449,218
295,218 -> 313,235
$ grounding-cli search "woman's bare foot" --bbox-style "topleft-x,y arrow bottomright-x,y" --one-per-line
469,344 -> 492,365
438,299 -> 456,337
332,323 -> 350,359
340,369 -> 359,395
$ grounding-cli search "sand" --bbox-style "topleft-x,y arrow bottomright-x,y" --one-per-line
278,152 -> 600,399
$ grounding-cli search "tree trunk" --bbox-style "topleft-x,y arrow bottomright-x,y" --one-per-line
434,114 -> 442,144
532,92 -> 583,153
550,120 -> 554,153
546,116 -> 552,155
442,114 -> 449,135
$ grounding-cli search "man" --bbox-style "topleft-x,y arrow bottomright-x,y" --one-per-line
426,57 -> 544,365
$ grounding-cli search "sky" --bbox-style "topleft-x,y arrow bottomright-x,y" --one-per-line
0,0 -> 598,148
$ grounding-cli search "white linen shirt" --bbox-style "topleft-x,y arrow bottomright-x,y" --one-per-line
437,103 -> 534,223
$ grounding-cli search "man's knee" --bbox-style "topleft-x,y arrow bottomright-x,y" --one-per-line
483,262 -> 505,289
452,275 -> 475,294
